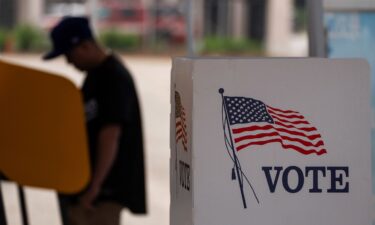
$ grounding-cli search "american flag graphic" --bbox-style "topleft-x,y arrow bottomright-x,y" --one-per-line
175,91 -> 187,151
223,96 -> 327,155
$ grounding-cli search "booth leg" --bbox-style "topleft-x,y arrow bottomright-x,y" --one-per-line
18,186 -> 28,225
0,181 -> 7,225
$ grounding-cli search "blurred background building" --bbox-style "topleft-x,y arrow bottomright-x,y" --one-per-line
0,0 -> 308,56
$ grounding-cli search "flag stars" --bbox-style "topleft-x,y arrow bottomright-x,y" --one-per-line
224,96 -> 275,125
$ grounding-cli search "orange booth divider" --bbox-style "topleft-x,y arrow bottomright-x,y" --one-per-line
0,59 -> 90,194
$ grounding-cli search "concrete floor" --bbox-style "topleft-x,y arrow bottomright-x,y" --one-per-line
0,53 -> 173,225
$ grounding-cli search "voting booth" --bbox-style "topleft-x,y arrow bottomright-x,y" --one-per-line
0,59 -> 90,193
0,59 -> 90,224
323,4 -> 375,223
170,58 -> 372,225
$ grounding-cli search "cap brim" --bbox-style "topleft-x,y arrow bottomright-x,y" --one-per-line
42,49 -> 64,60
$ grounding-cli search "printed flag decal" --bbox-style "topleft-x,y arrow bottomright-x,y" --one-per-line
223,96 -> 327,155
219,88 -> 327,209
175,91 -> 187,151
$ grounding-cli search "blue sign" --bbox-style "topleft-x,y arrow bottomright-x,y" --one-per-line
325,11 -> 375,224
325,12 -> 375,105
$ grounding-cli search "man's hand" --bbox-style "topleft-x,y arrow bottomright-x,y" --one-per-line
80,124 -> 122,210
79,184 -> 100,210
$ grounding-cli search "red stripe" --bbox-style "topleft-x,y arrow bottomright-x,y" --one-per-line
176,105 -> 188,151
176,128 -> 183,136
236,138 -> 327,155
279,136 -> 324,147
270,113 -> 309,125
234,130 -> 323,146
176,120 -> 187,128
274,127 -> 321,141
232,125 -> 320,141
176,138 -> 187,146
176,134 -> 183,141
176,127 -> 187,137
234,130 -> 324,147
274,121 -> 317,132
178,141 -> 187,151
176,134 -> 187,144
176,118 -> 186,125
234,132 -> 279,143
176,122 -> 188,149
266,105 -> 298,114
176,122 -> 186,128
232,125 -> 274,134
176,120 -> 187,129
176,134 -> 188,151
267,108 -> 304,119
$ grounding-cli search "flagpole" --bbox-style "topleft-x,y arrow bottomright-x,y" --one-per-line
175,139 -> 179,197
219,88 -> 247,209
174,89 -> 179,197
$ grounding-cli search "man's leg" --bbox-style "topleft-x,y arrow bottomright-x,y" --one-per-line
88,202 -> 122,225
68,201 -> 122,225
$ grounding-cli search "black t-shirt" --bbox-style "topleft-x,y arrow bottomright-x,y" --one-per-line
82,54 -> 146,214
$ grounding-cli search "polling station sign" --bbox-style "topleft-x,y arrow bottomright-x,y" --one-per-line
170,58 -> 372,225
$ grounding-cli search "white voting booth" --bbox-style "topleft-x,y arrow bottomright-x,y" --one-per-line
170,58 -> 372,225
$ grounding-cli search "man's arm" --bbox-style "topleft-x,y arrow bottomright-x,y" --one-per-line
80,124 -> 122,209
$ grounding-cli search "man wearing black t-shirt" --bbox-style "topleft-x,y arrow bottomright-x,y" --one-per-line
43,17 -> 146,225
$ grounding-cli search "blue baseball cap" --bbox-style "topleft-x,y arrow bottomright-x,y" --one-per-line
43,17 -> 94,60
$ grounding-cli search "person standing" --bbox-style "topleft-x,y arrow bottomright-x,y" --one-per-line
43,17 -> 146,225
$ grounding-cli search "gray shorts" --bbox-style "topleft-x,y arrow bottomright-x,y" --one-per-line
67,201 -> 123,225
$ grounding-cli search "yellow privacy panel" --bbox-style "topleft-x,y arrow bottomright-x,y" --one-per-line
0,59 -> 89,194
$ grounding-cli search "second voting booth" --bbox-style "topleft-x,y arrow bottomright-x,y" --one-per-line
170,58 -> 372,225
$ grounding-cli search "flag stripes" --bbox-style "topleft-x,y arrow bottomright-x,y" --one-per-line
224,96 -> 327,155
176,112 -> 187,150
175,91 -> 187,151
